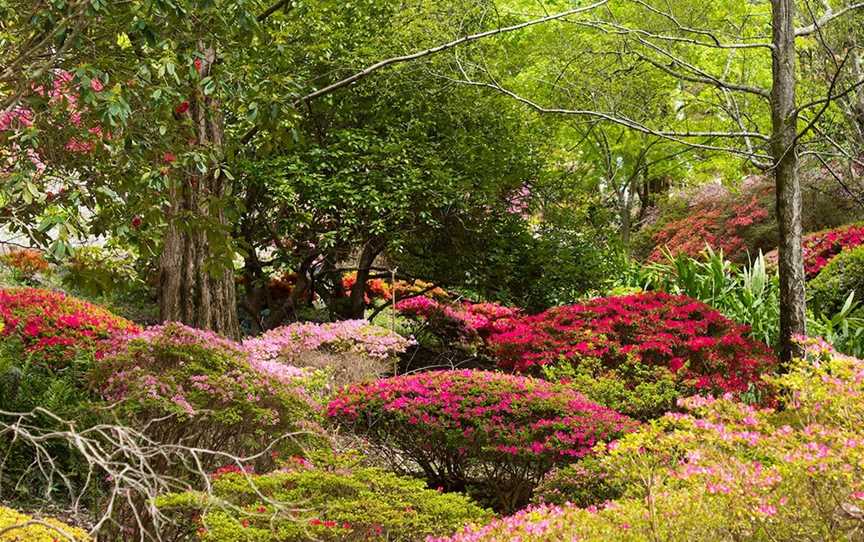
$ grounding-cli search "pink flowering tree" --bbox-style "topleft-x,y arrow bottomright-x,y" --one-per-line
327,370 -> 638,512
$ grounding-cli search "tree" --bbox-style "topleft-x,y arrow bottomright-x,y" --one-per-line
442,0 -> 864,360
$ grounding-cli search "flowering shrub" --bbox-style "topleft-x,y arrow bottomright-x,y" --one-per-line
0,249 -> 49,281
0,506 -> 90,541
801,223 -> 864,278
91,322 -> 320,468
649,194 -> 770,262
395,298 -> 519,346
156,452 -> 491,542
487,292 -> 776,416
243,320 -> 412,385
327,370 -> 638,512
0,287 -> 138,369
431,337 -> 864,541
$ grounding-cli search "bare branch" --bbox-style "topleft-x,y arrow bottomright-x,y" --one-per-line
449,76 -> 772,161
796,2 -> 864,36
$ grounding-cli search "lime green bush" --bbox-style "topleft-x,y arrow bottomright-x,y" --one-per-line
0,506 -> 90,541
156,453 -> 491,541
809,244 -> 864,317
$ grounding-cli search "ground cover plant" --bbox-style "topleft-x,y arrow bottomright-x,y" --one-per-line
156,452 -> 492,542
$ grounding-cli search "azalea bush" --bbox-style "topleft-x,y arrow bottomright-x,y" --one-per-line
648,194 -> 770,263
156,452 -> 490,542
0,249 -> 49,283
0,506 -> 90,541
433,337 -> 864,542
91,322 -> 320,469
327,370 -> 638,512
487,292 -> 776,417
243,320 -> 412,389
395,297 -> 519,348
0,287 -> 138,369
620,249 -> 781,347
801,223 -> 864,279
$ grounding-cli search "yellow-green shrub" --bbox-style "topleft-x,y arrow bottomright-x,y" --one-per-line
0,506 -> 90,541
156,452 -> 491,541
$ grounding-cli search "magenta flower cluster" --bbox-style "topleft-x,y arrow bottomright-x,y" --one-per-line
327,370 -> 637,511
487,292 -> 776,395
395,297 -> 519,339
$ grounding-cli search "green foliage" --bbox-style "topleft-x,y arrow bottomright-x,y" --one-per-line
540,356 -> 679,420
156,452 -> 491,542
532,456 -> 623,507
809,245 -> 864,317
0,337 -> 102,505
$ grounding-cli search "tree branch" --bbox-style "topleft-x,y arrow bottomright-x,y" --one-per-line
795,2 -> 864,36
240,0 -> 609,144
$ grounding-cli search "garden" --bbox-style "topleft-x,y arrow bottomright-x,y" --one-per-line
3,1 -> 864,541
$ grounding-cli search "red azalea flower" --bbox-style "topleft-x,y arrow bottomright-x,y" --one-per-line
175,101 -> 190,115
131,216 -> 142,229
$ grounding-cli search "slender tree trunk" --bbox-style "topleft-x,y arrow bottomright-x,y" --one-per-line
159,44 -> 240,339
771,0 -> 806,361
344,237 -> 384,320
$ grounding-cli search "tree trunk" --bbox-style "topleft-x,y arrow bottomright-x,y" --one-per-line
771,0 -> 806,361
158,44 -> 240,339
344,237 -> 384,320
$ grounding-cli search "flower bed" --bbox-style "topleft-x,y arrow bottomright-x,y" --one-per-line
327,370 -> 637,512
430,338 -> 864,542
487,292 -> 775,415
0,287 -> 138,368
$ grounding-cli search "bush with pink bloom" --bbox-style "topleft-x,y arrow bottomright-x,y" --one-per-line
243,320 -> 412,388
487,292 -> 776,418
92,322 -> 321,470
0,287 -> 138,369
327,370 -> 638,512
395,297 -> 519,347
431,337 -> 864,541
